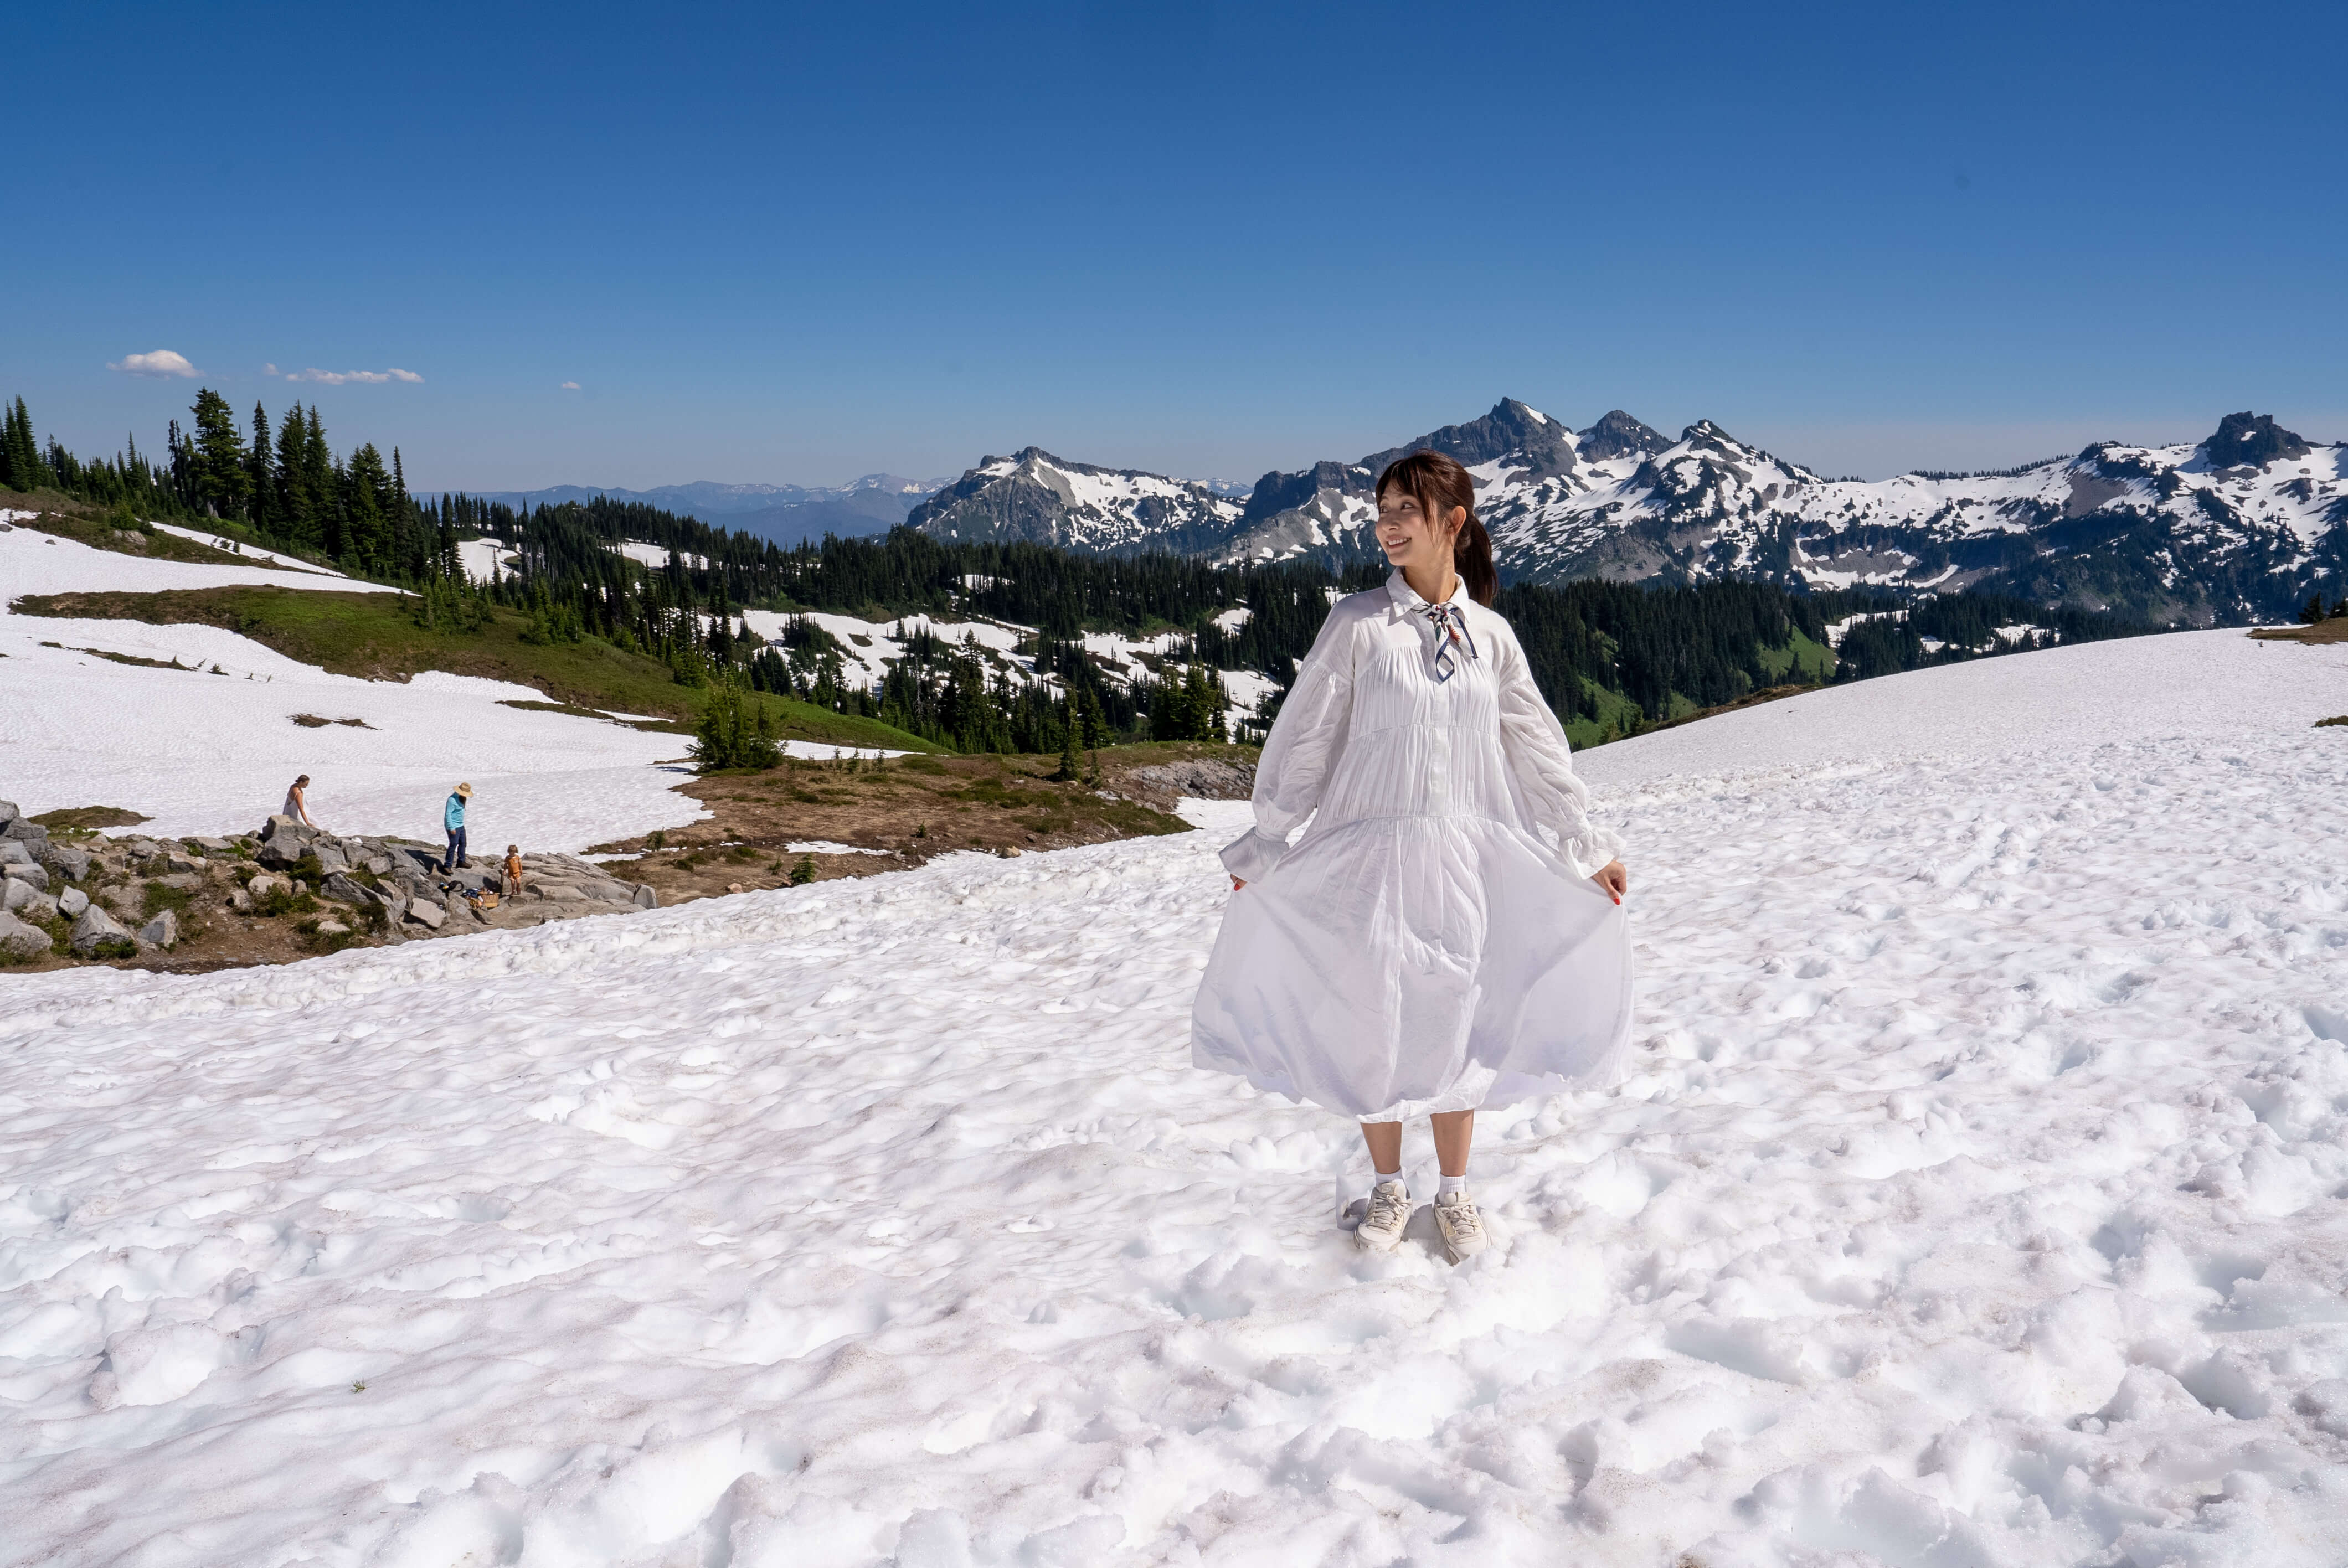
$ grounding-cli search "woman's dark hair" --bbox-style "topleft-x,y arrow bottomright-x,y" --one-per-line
294,775 -> 310,786
1375,450 -> 1497,605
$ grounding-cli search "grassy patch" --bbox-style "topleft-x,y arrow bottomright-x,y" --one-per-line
40,641 -> 192,670
140,880 -> 196,920
2252,621 -> 2348,645
32,805 -> 151,833
2319,715 -> 2347,729
291,713 -> 373,729
17,586 -> 940,753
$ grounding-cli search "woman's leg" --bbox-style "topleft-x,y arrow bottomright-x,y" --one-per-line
1359,1119 -> 1403,1175
1430,1110 -> 1474,1178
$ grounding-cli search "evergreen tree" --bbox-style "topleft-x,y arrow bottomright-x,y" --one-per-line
245,401 -> 275,537
187,389 -> 251,518
1053,698 -> 1082,782
275,404 -> 316,548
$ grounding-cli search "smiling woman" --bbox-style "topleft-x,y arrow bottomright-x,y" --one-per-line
1192,449 -> 1633,1266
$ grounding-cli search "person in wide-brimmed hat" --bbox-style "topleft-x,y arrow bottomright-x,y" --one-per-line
441,782 -> 475,873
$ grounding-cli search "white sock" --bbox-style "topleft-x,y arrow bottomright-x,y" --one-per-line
1438,1173 -> 1468,1200
1370,1168 -> 1405,1198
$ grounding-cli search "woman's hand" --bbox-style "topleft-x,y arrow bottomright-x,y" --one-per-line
1592,860 -> 1628,905
1230,876 -> 1247,891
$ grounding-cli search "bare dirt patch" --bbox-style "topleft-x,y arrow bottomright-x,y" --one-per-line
589,742 -> 1258,908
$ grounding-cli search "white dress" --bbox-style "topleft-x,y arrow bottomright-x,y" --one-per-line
1191,571 -> 1634,1120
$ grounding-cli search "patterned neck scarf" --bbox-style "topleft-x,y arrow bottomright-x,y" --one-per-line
1415,601 -> 1480,682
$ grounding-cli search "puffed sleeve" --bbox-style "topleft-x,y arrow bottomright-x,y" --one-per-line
1221,602 -> 1361,882
1492,623 -> 1624,881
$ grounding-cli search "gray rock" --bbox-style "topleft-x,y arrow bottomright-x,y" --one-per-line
71,904 -> 132,956
191,836 -> 235,854
39,844 -> 91,882
378,894 -> 406,925
0,841 -> 31,870
313,843 -> 349,875
321,872 -> 374,905
631,884 -> 659,910
226,887 -> 253,912
0,799 -> 17,828
3,877 -> 35,913
0,910 -> 52,959
315,919 -> 351,937
24,892 -> 58,923
6,863 -> 49,895
585,881 -> 634,902
3,818 -> 48,845
245,873 -> 290,899
156,873 -> 200,891
260,814 -> 309,844
404,897 -> 446,930
165,852 -> 204,874
58,886 -> 89,918
364,854 -> 395,876
138,908 -> 179,950
100,886 -> 142,916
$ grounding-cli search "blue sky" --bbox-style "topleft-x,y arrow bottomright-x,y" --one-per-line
10,1 -> 2345,491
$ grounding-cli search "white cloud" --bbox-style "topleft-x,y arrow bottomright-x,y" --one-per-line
109,349 -> 200,379
560,380 -> 582,390
284,367 -> 425,385
262,363 -> 279,376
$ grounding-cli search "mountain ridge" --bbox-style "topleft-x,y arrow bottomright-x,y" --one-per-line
908,401 -> 2345,625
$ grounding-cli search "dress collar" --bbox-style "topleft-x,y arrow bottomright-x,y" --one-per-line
1383,568 -> 1468,614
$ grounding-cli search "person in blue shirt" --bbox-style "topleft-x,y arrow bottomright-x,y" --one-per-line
442,782 -> 474,872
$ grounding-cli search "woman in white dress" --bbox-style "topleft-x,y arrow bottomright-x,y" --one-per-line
1191,450 -> 1633,1263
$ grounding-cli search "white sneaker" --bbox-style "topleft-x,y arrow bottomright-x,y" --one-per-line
1434,1189 -> 1488,1263
1355,1179 -> 1410,1253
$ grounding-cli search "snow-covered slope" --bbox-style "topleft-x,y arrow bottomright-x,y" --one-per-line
0,526 -> 704,849
908,447 -> 1244,554
4,631 -> 2345,1564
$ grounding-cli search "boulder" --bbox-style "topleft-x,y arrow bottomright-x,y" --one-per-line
315,919 -> 351,937
2,818 -> 48,845
39,844 -> 90,882
631,884 -> 659,910
100,886 -> 142,917
321,872 -> 374,905
138,908 -> 179,950
156,873 -> 200,892
58,886 -> 89,918
0,799 -> 17,828
0,911 -> 53,960
3,877 -> 36,913
191,836 -> 235,854
404,897 -> 446,930
585,881 -> 635,902
71,904 -> 132,956
11,861 -> 50,893
165,852 -> 204,874
0,840 -> 32,868
364,853 -> 395,876
313,843 -> 349,875
378,894 -> 406,925
259,814 -> 310,844
245,873 -> 290,899
226,888 -> 253,913
23,892 -> 58,923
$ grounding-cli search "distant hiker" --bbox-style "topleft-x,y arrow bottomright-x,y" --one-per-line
1191,451 -> 1633,1265
503,844 -> 524,899
441,783 -> 474,872
282,774 -> 318,829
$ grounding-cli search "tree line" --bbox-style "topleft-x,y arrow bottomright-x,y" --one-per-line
6,388 -> 2169,751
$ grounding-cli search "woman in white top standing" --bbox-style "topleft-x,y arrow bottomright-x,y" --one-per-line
1191,450 -> 1633,1263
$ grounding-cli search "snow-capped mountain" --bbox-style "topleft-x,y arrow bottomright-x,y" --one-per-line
441,475 -> 950,517
1486,409 -> 2346,623
908,447 -> 1245,554
1212,399 -> 1660,564
918,403 -> 2343,625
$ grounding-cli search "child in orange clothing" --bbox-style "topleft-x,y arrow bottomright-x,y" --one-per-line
503,845 -> 524,900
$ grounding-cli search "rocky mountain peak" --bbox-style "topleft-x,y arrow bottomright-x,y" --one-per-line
2201,412 -> 2310,470
1574,410 -> 1669,463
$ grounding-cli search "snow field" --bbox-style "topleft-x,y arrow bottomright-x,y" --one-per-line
2,633 -> 2346,1562
3,528 -> 704,850
146,523 -> 357,579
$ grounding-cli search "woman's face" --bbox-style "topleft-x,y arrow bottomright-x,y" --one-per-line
1376,485 -> 1461,576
